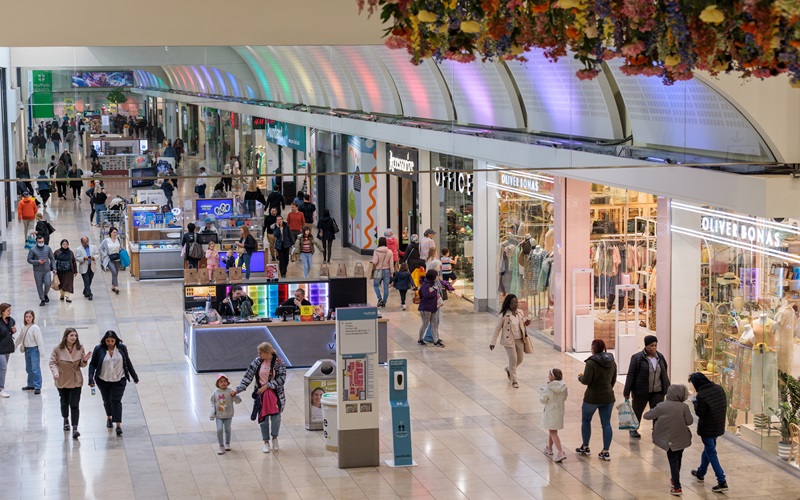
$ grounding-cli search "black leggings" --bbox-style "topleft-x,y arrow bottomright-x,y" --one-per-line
71,185 -> 81,199
58,387 -> 82,426
322,238 -> 334,262
399,289 -> 408,305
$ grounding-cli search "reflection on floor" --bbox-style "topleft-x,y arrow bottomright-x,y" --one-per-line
2,150 -> 800,499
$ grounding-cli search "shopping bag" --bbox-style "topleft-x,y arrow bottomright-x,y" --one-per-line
212,268 -> 227,283
119,249 -> 130,268
51,273 -> 60,291
24,234 -> 36,250
228,267 -> 243,283
617,400 -> 639,430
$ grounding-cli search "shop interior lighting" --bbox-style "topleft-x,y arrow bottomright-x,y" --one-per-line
669,225 -> 800,264
487,182 -> 555,202
672,202 -> 800,235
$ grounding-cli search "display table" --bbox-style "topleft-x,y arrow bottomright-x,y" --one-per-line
183,315 -> 389,372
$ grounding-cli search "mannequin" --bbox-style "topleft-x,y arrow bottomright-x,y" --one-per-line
543,226 -> 555,253
751,314 -> 776,348
774,300 -> 796,373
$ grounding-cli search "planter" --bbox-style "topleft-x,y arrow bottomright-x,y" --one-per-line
778,441 -> 792,461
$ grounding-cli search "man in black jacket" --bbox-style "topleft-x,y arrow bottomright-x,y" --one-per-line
266,185 -> 285,216
300,194 -> 316,231
273,216 -> 295,278
689,372 -> 728,493
623,335 -> 670,438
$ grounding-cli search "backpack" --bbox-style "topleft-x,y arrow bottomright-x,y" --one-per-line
186,234 -> 204,259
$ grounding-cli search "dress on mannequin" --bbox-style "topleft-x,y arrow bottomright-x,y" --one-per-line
750,343 -> 779,416
731,342 -> 752,411
543,227 -> 554,253
774,302 -> 796,374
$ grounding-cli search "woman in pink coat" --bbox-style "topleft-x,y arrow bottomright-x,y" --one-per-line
384,229 -> 399,269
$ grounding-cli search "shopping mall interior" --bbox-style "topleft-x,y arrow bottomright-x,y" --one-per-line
2,1 -> 800,498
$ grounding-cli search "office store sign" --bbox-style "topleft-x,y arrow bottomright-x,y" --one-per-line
434,166 -> 474,196
387,145 -> 418,180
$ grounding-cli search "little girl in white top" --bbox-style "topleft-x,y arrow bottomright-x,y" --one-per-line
540,368 -> 568,463
14,310 -> 44,393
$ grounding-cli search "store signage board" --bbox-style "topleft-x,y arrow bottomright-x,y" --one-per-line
266,119 -> 306,151
672,202 -> 800,264
196,199 -> 233,220
500,172 -> 539,192
434,166 -> 474,196
387,145 -> 418,181
253,117 -> 266,130
337,307 -> 378,355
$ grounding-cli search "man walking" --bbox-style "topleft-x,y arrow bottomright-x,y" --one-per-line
263,207 -> 279,261
689,372 -> 729,493
300,194 -> 316,232
74,236 -> 99,300
27,234 -> 56,306
273,216 -> 295,278
195,167 -> 208,198
420,228 -> 437,261
286,203 -> 305,262
17,192 -> 38,240
266,184 -> 285,215
623,335 -> 670,438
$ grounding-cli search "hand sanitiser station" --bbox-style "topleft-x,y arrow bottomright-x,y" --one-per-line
386,358 -> 415,467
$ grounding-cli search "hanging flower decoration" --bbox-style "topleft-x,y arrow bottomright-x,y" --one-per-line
356,0 -> 800,85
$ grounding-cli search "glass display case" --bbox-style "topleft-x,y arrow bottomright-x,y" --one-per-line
138,228 -> 184,279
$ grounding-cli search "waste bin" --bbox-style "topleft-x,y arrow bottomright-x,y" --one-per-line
304,359 -> 337,430
321,392 -> 338,452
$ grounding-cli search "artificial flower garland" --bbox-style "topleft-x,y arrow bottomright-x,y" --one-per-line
357,0 -> 800,85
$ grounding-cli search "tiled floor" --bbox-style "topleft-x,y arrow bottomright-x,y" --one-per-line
1,149 -> 800,499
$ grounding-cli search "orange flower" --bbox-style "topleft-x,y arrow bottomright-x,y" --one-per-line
531,2 -> 550,13
741,22 -> 758,35
566,26 -> 580,40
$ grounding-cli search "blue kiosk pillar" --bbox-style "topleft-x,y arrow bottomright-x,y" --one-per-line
386,359 -> 416,467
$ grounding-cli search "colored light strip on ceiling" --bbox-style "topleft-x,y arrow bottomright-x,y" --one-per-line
442,60 -> 495,126
391,53 -> 430,119
279,47 -> 325,106
188,66 -> 206,93
199,66 -> 216,95
308,47 -> 346,108
254,47 -> 294,101
238,47 -> 273,101
340,47 -> 380,112
226,71 -> 241,97
211,67 -> 228,96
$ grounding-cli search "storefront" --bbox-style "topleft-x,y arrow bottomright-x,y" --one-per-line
386,144 -> 418,250
431,153 -> 474,301
670,202 -> 800,464
250,118 -> 308,198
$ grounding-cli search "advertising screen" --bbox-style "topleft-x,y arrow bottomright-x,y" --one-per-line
72,71 -> 134,87
196,199 -> 233,219
222,282 -> 330,318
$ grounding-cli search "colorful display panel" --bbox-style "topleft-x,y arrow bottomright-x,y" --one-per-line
72,71 -> 134,87
223,282 -> 330,319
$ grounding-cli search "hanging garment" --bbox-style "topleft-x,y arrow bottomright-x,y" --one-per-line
510,246 -> 522,296
730,343 -> 752,412
539,256 -> 554,292
774,304 -> 796,374
750,346 -> 780,416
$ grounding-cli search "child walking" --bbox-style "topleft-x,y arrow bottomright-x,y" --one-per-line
440,248 -> 458,283
643,384 -> 693,496
540,368 -> 568,463
206,241 -> 219,281
210,373 -> 242,455
391,263 -> 414,310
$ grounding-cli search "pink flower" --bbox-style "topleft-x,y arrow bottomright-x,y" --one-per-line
385,36 -> 409,50
621,42 -> 645,57
576,68 -> 601,80
446,51 -> 477,63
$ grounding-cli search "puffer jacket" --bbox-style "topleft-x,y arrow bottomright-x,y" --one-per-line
689,372 -> 727,437
0,317 -> 16,355
623,350 -> 670,398
417,277 -> 439,313
578,352 -> 617,405
644,384 -> 693,451
236,355 -> 287,418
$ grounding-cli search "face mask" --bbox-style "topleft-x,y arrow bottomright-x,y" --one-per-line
37,243 -> 44,248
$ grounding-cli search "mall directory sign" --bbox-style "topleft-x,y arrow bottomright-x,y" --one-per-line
196,198 -> 233,219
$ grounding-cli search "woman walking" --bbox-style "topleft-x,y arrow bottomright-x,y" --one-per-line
15,310 -> 44,394
644,384 -> 693,496
489,294 -> 532,388
99,227 -> 122,294
49,328 -> 92,439
294,226 -> 323,279
232,342 -> 286,454
417,270 -> 444,348
402,234 -> 425,272
371,237 -> 394,307
68,164 -> 83,200
54,239 -> 78,303
244,180 -> 267,217
316,209 -> 337,264
576,339 -> 617,461
88,331 -> 139,436
0,303 -> 16,398
236,225 -> 258,280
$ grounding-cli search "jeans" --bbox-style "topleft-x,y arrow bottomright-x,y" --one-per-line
505,339 -> 525,383
107,260 -> 119,287
216,417 -> 232,446
581,402 -> 613,451
24,347 -> 42,389
58,387 -> 82,426
0,353 -> 8,389
53,140 -> 60,153
259,413 -> 282,440
95,203 -> 107,225
33,270 -> 52,301
81,267 -> 94,297
300,252 -> 313,278
195,184 -> 206,198
631,391 -> 665,425
697,436 -> 726,484
667,448 -> 683,490
419,311 -> 440,343
238,252 -> 252,279
373,269 -> 391,302
246,200 -> 256,217
96,377 -> 127,423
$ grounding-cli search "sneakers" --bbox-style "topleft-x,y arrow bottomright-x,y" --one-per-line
576,445 -> 591,456
691,470 -> 704,482
34,389 -> 40,394
39,300 -> 46,307
22,386 -> 34,391
0,390 -> 9,398
218,447 -> 225,455
598,451 -> 611,461
271,438 -> 279,451
401,304 -> 406,310
262,441 -> 271,453
417,340 -> 427,346
629,430 -> 642,439
543,446 -> 553,456
553,451 -> 567,463
670,487 -> 682,496
433,340 -> 445,348
224,444 -> 231,451
116,427 -> 123,436
711,483 -> 728,493
107,420 -> 113,429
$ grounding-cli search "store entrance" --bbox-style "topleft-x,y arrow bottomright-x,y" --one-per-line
398,177 -> 417,249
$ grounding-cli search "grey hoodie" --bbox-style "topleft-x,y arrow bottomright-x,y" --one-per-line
210,387 -> 242,419
27,244 -> 56,273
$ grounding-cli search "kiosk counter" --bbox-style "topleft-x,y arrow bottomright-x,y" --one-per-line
183,278 -> 388,372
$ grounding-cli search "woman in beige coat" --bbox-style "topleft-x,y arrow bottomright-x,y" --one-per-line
49,328 -> 92,439
489,294 -> 531,388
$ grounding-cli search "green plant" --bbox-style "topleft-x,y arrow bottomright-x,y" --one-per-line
769,402 -> 798,444
106,89 -> 127,106
779,371 -> 800,420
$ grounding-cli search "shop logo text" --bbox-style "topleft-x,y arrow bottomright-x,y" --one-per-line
700,216 -> 782,248
435,167 -> 473,196
500,173 -> 539,192
389,150 -> 415,174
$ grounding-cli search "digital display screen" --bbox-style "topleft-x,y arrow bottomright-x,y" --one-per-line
72,71 -> 134,87
196,199 -> 233,219
218,251 -> 265,273
224,282 -> 329,318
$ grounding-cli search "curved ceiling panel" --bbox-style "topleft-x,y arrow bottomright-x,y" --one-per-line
250,46 -> 299,103
162,65 -> 255,99
436,59 -> 522,129
335,46 -> 399,115
607,60 -> 771,158
270,46 -> 328,107
374,46 -> 451,121
301,46 -> 359,111
507,51 -> 622,139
